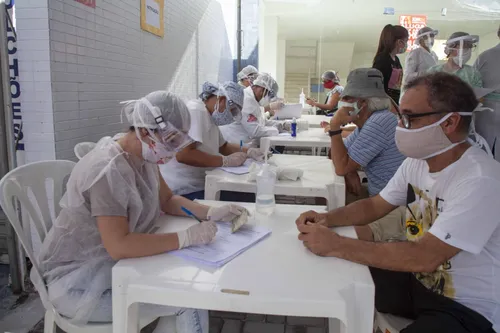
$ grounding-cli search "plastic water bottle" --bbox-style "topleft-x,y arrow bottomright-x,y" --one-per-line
256,164 -> 276,216
291,117 -> 297,137
299,88 -> 306,108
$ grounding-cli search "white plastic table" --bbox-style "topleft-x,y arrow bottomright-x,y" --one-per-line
204,155 -> 346,210
300,114 -> 331,128
112,202 -> 375,333
261,128 -> 331,156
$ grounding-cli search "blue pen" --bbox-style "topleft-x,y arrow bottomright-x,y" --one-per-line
181,206 -> 203,223
240,140 -> 243,152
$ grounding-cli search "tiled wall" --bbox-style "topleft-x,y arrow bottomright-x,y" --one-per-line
15,0 -> 232,162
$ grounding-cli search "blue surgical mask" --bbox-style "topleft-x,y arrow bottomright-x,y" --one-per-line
338,100 -> 362,116
212,104 -> 235,126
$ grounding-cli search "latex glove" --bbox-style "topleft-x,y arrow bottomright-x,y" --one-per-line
282,121 -> 292,132
177,222 -> 217,249
269,101 -> 284,111
247,148 -> 271,162
207,204 -> 248,222
222,152 -> 247,167
276,122 -> 290,134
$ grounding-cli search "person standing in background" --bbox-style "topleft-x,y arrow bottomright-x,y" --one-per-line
372,24 -> 409,104
473,25 -> 500,162
427,32 -> 482,88
403,27 -> 439,87
307,70 -> 344,115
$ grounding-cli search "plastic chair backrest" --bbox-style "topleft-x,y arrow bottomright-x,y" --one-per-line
0,160 -> 76,312
74,142 -> 97,160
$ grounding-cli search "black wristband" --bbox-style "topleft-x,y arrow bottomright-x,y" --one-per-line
328,129 -> 343,137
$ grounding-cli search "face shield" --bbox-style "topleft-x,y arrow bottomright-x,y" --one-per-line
416,28 -> 438,49
121,97 -> 194,163
445,34 -> 479,68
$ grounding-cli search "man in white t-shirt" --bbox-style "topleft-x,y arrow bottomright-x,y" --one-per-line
296,72 -> 499,332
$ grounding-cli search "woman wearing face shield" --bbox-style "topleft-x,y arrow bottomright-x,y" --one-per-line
35,91 -> 249,331
402,27 -> 439,87
373,24 -> 409,104
307,70 -> 344,116
160,82 -> 267,200
220,73 -> 289,147
427,32 -> 483,88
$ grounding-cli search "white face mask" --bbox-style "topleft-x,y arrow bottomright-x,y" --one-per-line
259,94 -> 271,107
338,100 -> 362,116
451,49 -> 472,68
141,136 -> 173,164
424,38 -> 434,49
395,113 -> 465,160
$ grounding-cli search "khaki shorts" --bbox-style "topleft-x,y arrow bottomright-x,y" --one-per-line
346,187 -> 406,242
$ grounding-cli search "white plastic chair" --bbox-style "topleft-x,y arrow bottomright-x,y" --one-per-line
374,311 -> 413,333
0,161 -> 156,333
74,142 -> 97,160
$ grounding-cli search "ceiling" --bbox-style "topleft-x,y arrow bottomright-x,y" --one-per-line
263,0 -> 500,51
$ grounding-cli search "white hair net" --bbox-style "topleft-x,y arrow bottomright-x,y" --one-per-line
199,81 -> 244,109
321,70 -> 340,83
253,73 -> 279,98
121,91 -> 191,133
237,65 -> 259,81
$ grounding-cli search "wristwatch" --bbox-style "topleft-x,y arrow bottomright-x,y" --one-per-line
328,129 -> 343,137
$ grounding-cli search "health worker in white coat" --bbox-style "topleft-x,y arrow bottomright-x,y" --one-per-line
237,65 -> 284,117
160,82 -> 267,200
220,73 -> 290,147
35,91 -> 248,330
403,27 -> 439,86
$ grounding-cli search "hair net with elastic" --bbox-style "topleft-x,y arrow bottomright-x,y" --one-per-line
199,81 -> 244,109
416,27 -> 438,45
237,65 -> 259,81
321,70 -> 340,83
37,137 -> 162,324
122,91 -> 191,133
253,73 -> 279,98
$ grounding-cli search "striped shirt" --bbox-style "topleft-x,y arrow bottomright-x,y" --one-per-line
344,109 -> 405,196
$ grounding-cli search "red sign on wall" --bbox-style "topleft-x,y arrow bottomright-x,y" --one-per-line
399,15 -> 427,52
74,0 -> 96,8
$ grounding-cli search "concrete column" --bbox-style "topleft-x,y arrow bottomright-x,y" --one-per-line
276,39 -> 286,97
258,7 -> 279,79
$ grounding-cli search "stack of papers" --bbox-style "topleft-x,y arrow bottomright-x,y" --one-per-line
172,223 -> 271,267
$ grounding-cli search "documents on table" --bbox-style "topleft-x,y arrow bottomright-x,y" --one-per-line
172,222 -> 271,267
218,159 -> 258,175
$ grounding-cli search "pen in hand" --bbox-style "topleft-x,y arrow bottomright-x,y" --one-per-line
181,206 -> 203,223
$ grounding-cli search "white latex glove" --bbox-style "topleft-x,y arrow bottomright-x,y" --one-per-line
177,222 -> 217,249
222,152 -> 247,167
282,121 -> 292,132
247,148 -> 271,162
207,204 -> 248,222
270,101 -> 285,111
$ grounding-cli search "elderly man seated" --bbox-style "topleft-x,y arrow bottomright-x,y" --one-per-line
327,68 -> 406,242
296,72 -> 499,333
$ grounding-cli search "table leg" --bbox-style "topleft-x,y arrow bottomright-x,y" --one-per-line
126,302 -> 140,333
112,283 -> 127,333
328,318 -> 347,333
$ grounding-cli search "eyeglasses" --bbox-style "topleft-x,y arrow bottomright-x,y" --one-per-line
398,111 -> 448,129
